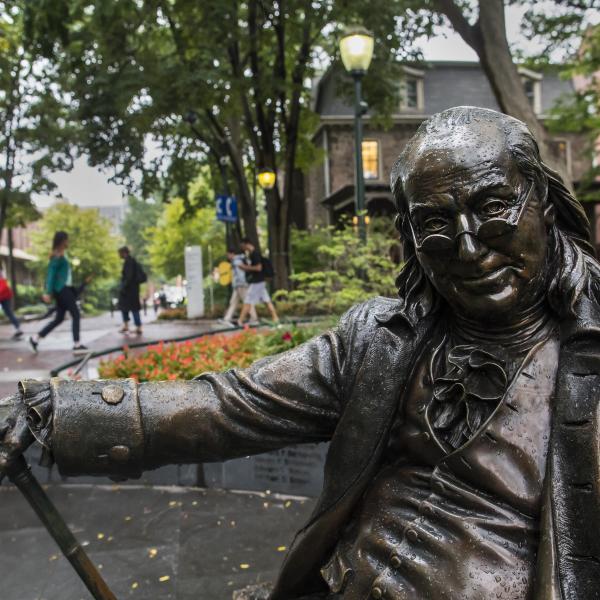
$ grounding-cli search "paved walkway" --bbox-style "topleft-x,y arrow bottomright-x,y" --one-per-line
0,312 -> 223,397
0,483 -> 314,600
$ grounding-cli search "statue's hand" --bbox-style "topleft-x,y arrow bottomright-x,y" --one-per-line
0,393 -> 34,477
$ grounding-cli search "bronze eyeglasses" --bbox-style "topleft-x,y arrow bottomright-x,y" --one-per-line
407,181 -> 535,253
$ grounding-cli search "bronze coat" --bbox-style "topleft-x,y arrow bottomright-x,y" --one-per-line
50,296 -> 600,599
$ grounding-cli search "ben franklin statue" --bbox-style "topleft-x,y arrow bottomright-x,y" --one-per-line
2,106 -> 599,599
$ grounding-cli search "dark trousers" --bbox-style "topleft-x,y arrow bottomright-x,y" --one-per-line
39,287 -> 80,343
122,310 -> 141,327
1,299 -> 20,330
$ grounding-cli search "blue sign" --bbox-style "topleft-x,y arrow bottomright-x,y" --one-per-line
216,195 -> 238,223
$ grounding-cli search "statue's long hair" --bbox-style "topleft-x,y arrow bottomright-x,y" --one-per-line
390,106 -> 600,322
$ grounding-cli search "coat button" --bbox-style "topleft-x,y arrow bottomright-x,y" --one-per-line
101,385 -> 124,405
108,445 -> 130,463
405,528 -> 418,542
419,502 -> 434,516
390,555 -> 402,568
371,586 -> 383,598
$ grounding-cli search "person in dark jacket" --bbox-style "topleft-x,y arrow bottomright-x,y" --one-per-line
118,246 -> 143,335
29,231 -> 87,355
2,108 -> 600,599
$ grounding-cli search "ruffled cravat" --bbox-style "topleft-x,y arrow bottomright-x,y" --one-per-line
430,343 -> 508,449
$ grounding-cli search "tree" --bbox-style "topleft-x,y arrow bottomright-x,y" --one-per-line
121,196 -> 163,272
24,0 -> 436,288
424,0 -> 571,182
518,1 -> 600,198
29,202 -> 121,293
145,198 -> 225,280
0,1 -> 77,248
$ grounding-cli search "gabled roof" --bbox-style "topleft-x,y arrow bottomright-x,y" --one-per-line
313,60 -> 575,119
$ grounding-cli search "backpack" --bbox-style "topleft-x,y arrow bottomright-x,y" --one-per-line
135,261 -> 148,284
0,278 -> 11,302
261,257 -> 275,279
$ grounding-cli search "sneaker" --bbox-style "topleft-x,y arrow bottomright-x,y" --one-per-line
73,344 -> 89,355
135,327 -> 143,336
12,330 -> 23,340
119,325 -> 129,333
247,320 -> 261,326
29,336 -> 38,353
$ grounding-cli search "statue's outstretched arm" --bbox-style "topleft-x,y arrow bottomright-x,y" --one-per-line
1,320 -> 358,481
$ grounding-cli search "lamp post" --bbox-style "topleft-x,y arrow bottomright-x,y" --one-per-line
257,167 -> 277,273
339,27 -> 374,243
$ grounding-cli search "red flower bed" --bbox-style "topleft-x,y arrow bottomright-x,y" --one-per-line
98,325 -> 321,382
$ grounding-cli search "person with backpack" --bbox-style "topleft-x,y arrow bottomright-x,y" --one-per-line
29,231 -> 88,354
118,246 -> 146,335
237,238 -> 279,326
0,269 -> 23,339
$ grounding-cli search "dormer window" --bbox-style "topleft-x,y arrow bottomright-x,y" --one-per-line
400,66 -> 425,111
405,78 -> 419,108
519,67 -> 542,114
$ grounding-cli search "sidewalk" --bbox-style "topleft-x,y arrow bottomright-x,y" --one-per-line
0,483 -> 314,600
0,312 -> 223,397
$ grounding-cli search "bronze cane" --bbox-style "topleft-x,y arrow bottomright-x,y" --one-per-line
5,455 -> 117,600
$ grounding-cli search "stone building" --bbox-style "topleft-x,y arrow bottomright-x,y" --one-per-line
304,61 -> 592,233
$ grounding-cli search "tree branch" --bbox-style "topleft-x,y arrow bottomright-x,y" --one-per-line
431,0 -> 482,52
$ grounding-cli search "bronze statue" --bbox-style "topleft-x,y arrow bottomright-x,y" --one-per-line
2,106 -> 599,599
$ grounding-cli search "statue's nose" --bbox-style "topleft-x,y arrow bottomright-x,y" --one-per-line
456,214 -> 482,261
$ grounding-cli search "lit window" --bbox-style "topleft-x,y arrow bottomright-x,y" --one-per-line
362,140 -> 379,180
405,78 -> 419,108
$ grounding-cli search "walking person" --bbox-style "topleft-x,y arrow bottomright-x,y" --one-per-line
237,238 -> 279,326
29,231 -> 87,354
118,246 -> 145,335
0,270 -> 23,339
221,248 -> 257,326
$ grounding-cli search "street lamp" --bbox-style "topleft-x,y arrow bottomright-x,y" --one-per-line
340,26 -> 374,243
257,168 -> 276,190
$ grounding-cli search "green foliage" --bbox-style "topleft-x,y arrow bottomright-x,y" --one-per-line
120,196 -> 163,272
290,226 -> 332,275
277,218 -> 400,315
29,202 -> 121,306
15,283 -> 41,307
0,1 -> 78,237
145,197 -> 225,280
520,3 -> 600,196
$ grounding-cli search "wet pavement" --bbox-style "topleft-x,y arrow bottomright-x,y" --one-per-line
0,483 -> 314,600
0,313 -> 320,599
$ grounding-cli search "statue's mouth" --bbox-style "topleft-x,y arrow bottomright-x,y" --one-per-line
459,265 -> 513,288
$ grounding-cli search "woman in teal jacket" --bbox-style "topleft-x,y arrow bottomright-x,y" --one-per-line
29,231 -> 87,354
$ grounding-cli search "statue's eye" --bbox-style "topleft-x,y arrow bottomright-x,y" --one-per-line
480,199 -> 508,218
423,216 -> 449,233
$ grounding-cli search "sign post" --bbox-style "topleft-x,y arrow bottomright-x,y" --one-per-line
216,195 -> 238,223
185,245 -> 204,319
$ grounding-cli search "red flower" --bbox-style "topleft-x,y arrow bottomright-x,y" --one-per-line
282,331 -> 293,342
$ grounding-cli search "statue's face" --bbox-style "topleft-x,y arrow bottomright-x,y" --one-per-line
404,123 -> 551,323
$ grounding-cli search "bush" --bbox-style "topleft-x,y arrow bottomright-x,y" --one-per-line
98,324 -> 325,381
15,284 -> 42,308
277,217 -> 400,316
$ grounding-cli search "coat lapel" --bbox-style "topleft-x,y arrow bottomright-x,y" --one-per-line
270,319 -> 433,599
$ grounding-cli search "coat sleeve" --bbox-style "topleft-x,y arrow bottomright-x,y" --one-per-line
48,305 -> 369,478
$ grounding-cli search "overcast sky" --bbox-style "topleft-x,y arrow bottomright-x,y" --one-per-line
32,4 -> 553,210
